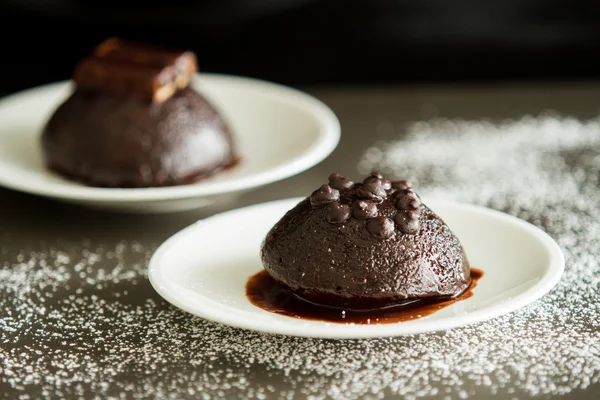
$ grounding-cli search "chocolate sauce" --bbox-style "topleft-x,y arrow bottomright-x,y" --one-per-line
246,269 -> 484,325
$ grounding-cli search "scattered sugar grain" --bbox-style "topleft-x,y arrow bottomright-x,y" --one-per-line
2,115 -> 600,398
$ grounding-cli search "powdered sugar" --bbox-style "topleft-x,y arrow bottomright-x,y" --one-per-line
2,114 -> 600,399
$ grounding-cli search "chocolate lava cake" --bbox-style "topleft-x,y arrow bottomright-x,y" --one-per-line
41,37 -> 237,188
260,172 -> 471,310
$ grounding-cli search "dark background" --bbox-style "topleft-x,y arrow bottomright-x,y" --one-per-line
1,0 -> 600,95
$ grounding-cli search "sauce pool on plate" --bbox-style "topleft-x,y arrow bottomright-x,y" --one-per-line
246,268 -> 483,325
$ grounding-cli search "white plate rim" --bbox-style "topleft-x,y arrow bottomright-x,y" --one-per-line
148,197 -> 565,339
0,74 -> 340,202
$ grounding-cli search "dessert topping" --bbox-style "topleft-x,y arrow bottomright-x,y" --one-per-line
366,217 -> 395,239
394,212 -> 420,235
363,172 -> 391,190
351,200 -> 378,220
310,185 -> 340,207
328,173 -> 354,191
326,202 -> 351,224
356,180 -> 387,201
391,180 -> 412,191
73,37 -> 198,103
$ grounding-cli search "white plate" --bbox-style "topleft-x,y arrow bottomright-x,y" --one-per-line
148,197 -> 565,339
0,75 -> 340,213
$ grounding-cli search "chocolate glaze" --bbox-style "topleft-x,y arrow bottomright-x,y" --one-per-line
42,87 -> 237,188
260,173 -> 471,310
246,268 -> 483,324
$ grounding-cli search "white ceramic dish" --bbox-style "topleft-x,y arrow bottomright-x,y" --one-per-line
148,197 -> 565,339
0,75 -> 340,213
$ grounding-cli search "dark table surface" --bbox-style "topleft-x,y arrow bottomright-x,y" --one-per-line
1,81 -> 599,399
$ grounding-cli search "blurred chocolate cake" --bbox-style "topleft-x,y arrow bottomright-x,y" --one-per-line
42,37 -> 237,188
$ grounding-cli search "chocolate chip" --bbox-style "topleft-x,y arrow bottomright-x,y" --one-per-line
366,217 -> 395,239
394,212 -> 420,235
410,199 -> 421,210
351,200 -> 378,220
328,173 -> 354,191
407,210 -> 421,219
391,180 -> 412,191
362,176 -> 380,185
357,181 -> 387,201
363,175 -> 392,190
356,189 -> 374,200
326,202 -> 351,224
380,179 -> 392,190
310,184 -> 340,207
395,194 -> 420,210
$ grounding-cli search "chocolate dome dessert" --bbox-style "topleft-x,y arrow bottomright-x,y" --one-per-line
260,172 -> 471,310
42,37 -> 237,188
